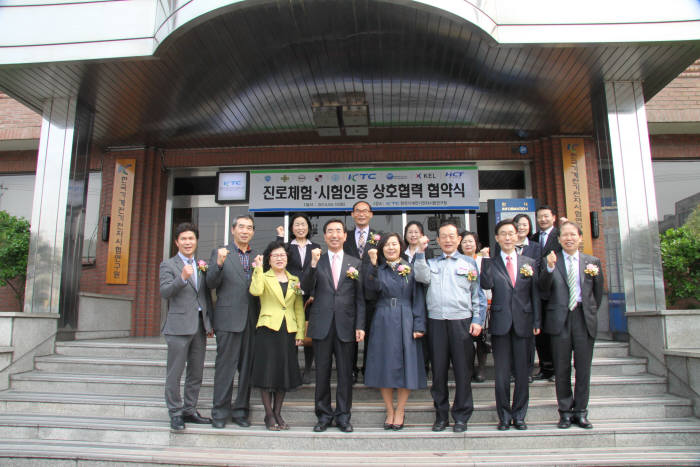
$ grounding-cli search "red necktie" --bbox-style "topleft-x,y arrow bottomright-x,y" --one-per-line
506,255 -> 516,287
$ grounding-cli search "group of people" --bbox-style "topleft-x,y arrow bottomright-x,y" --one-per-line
159,202 -> 603,434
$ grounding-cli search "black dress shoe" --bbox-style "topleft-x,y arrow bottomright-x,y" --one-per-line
392,414 -> 405,431
212,419 -> 226,429
533,371 -> 553,381
313,421 -> 330,432
183,411 -> 212,424
170,416 -> 185,431
528,375 -> 534,383
453,422 -> 467,433
573,415 -> 593,429
231,417 -> 251,428
337,422 -> 354,433
383,422 -> 393,430
472,374 -> 486,383
557,416 -> 572,429
513,419 -> 527,430
432,420 -> 449,432
548,375 -> 556,382
302,370 -> 312,385
497,421 -> 510,431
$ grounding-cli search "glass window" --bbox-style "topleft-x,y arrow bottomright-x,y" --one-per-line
82,172 -> 102,261
0,174 -> 34,220
653,160 -> 700,232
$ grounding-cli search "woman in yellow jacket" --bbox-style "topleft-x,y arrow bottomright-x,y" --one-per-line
249,240 -> 306,431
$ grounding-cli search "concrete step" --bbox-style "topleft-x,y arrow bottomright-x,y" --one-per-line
54,338 -> 631,359
9,371 -> 669,400
0,439 -> 698,466
33,354 -> 648,378
0,414 -> 698,451
0,391 -> 691,424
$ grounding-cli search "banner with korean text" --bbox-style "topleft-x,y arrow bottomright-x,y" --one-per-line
106,159 -> 136,284
249,166 -> 479,211
561,138 -> 593,254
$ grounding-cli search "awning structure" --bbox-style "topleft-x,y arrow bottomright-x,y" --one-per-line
0,1 -> 699,149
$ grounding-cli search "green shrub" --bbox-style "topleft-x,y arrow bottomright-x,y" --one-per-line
0,211 -> 30,310
660,219 -> 700,307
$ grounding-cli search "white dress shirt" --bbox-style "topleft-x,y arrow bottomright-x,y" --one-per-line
500,250 -> 518,285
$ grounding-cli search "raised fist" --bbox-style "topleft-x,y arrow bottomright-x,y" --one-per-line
253,254 -> 264,268
310,248 -> 322,267
216,247 -> 228,266
181,263 -> 194,281
418,235 -> 429,252
546,250 -> 557,268
276,225 -> 285,237
367,248 -> 378,266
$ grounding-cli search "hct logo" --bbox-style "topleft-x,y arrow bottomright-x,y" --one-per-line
445,171 -> 464,177
348,173 -> 376,181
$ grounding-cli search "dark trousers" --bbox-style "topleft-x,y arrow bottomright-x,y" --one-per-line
164,319 -> 206,418
492,328 -> 531,423
211,317 -> 255,421
535,304 -> 554,375
551,304 -> 595,416
354,304 -> 374,372
313,320 -> 355,425
428,318 -> 474,424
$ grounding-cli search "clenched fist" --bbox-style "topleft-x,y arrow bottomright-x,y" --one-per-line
253,254 -> 264,268
216,247 -> 228,267
310,248 -> 322,267
418,235 -> 429,252
546,250 -> 557,269
276,225 -> 285,237
181,263 -> 194,281
367,248 -> 378,266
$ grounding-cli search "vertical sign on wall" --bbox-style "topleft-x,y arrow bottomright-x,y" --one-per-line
561,138 -> 593,254
106,159 -> 136,284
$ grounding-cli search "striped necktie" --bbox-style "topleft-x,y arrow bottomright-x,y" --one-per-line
358,230 -> 366,258
567,255 -> 578,311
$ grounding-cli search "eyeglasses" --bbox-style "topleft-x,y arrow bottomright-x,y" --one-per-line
497,232 -> 518,238
270,253 -> 287,258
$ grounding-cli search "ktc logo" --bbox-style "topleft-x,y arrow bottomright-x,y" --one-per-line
223,180 -> 241,186
348,173 -> 376,181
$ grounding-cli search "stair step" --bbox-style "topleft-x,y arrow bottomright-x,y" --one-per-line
0,439 -> 698,466
0,414 -> 698,451
32,354 -> 649,377
9,371 -> 669,399
55,338 -> 631,359
0,391 -> 692,423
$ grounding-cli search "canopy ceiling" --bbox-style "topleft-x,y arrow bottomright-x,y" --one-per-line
0,0 -> 698,149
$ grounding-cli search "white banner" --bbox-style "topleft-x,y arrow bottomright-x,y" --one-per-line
249,166 -> 478,212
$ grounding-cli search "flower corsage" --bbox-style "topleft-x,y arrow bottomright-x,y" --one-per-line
197,260 -> 208,272
396,263 -> 411,282
290,281 -> 304,296
584,264 -> 599,276
368,232 -> 381,245
346,267 -> 359,280
519,264 -> 533,277
456,266 -> 478,281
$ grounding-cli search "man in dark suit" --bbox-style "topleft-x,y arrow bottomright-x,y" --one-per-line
343,201 -> 379,383
480,219 -> 541,431
530,205 -> 562,381
159,222 -> 213,431
540,221 -> 604,430
302,218 -> 366,433
206,215 -> 258,428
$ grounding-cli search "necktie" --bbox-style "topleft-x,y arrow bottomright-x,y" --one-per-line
567,255 -> 578,311
331,254 -> 340,290
506,255 -> 516,287
540,231 -> 547,247
188,258 -> 198,290
515,244 -> 524,255
358,230 -> 366,258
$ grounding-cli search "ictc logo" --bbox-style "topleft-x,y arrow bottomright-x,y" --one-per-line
348,173 -> 376,181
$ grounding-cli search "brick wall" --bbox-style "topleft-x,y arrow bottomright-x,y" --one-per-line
650,134 -> 700,160
646,60 -> 700,122
0,93 -> 40,141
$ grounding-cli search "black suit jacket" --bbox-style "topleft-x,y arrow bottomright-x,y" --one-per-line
301,252 -> 366,342
480,254 -> 541,338
276,236 -> 322,279
532,227 -> 562,257
539,252 -> 604,338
